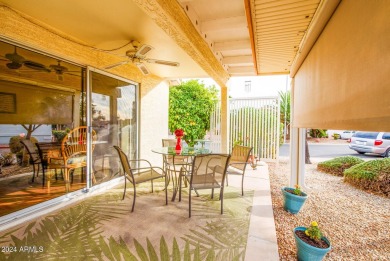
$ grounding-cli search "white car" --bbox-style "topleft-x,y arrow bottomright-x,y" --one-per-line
349,132 -> 390,157
338,130 -> 356,140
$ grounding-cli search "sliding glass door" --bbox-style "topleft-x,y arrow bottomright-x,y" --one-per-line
89,70 -> 138,187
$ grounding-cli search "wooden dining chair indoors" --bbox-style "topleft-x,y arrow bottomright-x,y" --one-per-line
114,145 -> 168,212
35,142 -> 64,189
179,153 -> 230,217
20,139 -> 41,183
61,126 -> 97,192
226,145 -> 253,196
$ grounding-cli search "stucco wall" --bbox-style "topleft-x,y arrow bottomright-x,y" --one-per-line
140,81 -> 170,165
293,0 -> 390,131
0,5 -> 169,166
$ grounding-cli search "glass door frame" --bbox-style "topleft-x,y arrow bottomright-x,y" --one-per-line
85,66 -> 140,190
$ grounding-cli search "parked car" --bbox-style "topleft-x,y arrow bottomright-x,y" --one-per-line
349,132 -> 390,157
337,130 -> 356,140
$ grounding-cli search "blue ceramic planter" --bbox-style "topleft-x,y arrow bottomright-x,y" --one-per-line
293,227 -> 331,261
281,187 -> 307,214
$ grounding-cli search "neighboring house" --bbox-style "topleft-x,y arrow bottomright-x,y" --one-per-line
0,125 -> 52,145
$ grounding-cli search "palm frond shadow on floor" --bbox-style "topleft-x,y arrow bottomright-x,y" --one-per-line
0,183 -> 253,261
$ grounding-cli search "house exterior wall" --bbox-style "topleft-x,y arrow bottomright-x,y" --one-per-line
292,0 -> 390,131
0,6 -> 169,166
139,80 -> 169,165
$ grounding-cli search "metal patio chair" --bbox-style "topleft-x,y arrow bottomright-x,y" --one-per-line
179,153 -> 230,217
114,145 -> 168,212
226,145 -> 253,196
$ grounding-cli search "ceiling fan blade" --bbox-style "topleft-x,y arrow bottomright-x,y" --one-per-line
104,60 -> 129,69
145,58 -> 179,67
135,44 -> 153,57
135,62 -> 150,75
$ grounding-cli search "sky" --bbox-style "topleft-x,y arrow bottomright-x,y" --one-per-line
189,75 -> 291,98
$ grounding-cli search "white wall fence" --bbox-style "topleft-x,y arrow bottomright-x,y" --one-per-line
208,97 -> 280,160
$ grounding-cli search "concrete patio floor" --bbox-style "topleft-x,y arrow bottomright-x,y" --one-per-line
242,163 -> 279,261
0,163 -> 279,260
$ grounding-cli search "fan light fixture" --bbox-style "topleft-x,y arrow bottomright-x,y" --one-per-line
104,41 -> 179,74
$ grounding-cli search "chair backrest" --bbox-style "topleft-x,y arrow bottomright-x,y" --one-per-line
20,139 -> 41,163
229,145 -> 253,171
61,126 -> 97,162
190,154 -> 231,186
162,138 -> 188,165
162,139 -> 176,147
113,145 -> 135,184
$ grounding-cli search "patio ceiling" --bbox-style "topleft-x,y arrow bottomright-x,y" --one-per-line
0,0 -> 207,79
178,0 -> 323,76
0,0 -> 327,80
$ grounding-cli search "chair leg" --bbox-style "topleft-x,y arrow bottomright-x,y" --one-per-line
64,169 -> 70,192
42,167 -> 46,188
131,185 -> 136,212
32,163 -> 36,182
151,180 -> 154,193
189,188 -> 192,218
226,174 -> 229,187
165,177 -> 168,205
122,176 -> 127,200
179,173 -> 182,202
211,188 -> 214,199
220,188 -> 224,214
241,175 -> 244,196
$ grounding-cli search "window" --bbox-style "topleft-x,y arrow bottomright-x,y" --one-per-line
382,133 -> 390,140
244,81 -> 251,93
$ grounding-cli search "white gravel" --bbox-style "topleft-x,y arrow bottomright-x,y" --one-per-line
268,160 -> 390,260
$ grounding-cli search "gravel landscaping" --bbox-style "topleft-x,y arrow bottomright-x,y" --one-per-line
268,160 -> 390,260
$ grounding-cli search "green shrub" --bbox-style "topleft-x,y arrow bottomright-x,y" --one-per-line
310,129 -> 327,138
9,136 -> 38,153
317,156 -> 364,176
52,128 -> 70,142
344,158 -> 390,197
9,136 -> 38,166
0,152 -> 15,167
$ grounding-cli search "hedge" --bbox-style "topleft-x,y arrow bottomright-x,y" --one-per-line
317,156 -> 364,176
344,158 -> 390,198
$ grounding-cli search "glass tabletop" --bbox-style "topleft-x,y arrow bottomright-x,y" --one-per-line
152,146 -> 212,156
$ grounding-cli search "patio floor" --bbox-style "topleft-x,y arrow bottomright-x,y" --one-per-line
0,164 -> 279,260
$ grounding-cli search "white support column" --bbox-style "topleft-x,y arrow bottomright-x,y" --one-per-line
289,127 -> 306,187
289,77 -> 306,188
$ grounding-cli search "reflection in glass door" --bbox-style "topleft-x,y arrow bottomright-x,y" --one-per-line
89,71 -> 138,185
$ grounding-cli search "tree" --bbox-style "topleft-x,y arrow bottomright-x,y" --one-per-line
279,90 -> 290,140
278,90 -> 311,163
169,80 -> 218,147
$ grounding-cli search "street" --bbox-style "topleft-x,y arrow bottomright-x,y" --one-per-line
279,143 -> 382,161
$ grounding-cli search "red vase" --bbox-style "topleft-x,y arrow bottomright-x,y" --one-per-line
175,136 -> 182,151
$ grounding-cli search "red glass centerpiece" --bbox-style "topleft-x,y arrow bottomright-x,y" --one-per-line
174,129 -> 184,152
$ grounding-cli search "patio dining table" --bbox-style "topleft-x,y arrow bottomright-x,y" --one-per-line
152,146 -> 212,201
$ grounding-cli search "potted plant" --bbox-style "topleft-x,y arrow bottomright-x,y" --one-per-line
281,185 -> 307,214
293,221 -> 331,261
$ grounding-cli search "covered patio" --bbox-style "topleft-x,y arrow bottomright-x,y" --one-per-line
0,0 -> 389,260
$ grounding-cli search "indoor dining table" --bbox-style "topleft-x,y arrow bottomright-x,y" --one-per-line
152,146 -> 211,201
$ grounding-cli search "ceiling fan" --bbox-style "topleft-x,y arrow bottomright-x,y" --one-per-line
1,46 -> 50,72
1,46 -> 25,69
104,40 -> 180,75
48,60 -> 81,80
